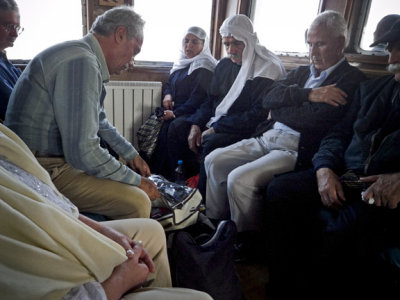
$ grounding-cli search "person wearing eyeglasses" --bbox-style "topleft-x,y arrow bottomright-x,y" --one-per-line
0,0 -> 22,122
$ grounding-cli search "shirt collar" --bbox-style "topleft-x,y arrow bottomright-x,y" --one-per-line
309,57 -> 345,80
83,33 -> 110,83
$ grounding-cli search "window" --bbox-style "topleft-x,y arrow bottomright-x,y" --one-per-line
251,0 -> 320,55
7,0 -> 83,60
133,0 -> 213,62
359,0 -> 400,51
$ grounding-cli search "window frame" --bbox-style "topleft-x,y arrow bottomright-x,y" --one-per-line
12,0 -> 391,79
242,0 -> 390,76
338,0 -> 390,77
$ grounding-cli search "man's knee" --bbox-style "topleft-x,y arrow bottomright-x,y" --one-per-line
227,168 -> 241,191
168,118 -> 190,140
266,174 -> 290,202
204,148 -> 224,172
201,134 -> 222,157
115,186 -> 152,219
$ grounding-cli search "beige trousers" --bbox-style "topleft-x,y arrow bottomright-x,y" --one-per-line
37,157 -> 151,219
105,219 -> 212,300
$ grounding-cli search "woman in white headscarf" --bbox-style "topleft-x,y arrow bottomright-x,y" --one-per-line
149,26 -> 217,180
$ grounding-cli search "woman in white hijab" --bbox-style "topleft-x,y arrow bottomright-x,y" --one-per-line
149,26 -> 217,180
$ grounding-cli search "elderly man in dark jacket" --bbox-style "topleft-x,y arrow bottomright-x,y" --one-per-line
204,11 -> 366,255
265,19 -> 400,300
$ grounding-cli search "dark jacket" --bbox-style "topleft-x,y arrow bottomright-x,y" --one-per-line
187,57 -> 274,136
255,59 -> 366,170
0,53 -> 22,121
313,75 -> 400,176
163,66 -> 213,118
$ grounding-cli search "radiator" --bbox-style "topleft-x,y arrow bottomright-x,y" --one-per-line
104,80 -> 162,149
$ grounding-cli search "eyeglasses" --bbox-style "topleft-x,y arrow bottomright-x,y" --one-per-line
1,23 -> 24,35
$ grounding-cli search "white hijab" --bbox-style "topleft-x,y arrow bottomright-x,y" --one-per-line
209,14 -> 286,126
170,26 -> 217,75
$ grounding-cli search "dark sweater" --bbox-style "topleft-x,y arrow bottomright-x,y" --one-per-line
163,66 -> 213,118
187,57 -> 274,136
0,53 -> 22,121
313,75 -> 400,176
255,60 -> 367,170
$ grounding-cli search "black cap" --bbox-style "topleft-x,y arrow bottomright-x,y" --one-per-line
370,19 -> 400,47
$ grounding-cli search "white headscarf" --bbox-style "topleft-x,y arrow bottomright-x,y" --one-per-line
170,26 -> 217,75
209,14 -> 286,126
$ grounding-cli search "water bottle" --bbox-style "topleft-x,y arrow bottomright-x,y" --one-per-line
174,160 -> 186,185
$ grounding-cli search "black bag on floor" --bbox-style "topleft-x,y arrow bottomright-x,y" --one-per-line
168,220 -> 245,300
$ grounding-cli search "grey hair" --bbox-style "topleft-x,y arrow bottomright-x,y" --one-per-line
0,0 -> 19,11
90,5 -> 145,41
309,10 -> 348,43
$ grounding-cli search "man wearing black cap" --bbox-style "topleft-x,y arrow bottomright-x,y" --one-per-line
371,14 -> 400,52
264,20 -> 400,299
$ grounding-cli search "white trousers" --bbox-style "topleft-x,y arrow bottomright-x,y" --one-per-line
205,129 -> 299,232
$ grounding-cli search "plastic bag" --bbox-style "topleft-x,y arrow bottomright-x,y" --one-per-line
150,174 -> 202,231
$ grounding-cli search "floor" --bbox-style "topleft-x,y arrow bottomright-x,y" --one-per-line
236,261 -> 271,300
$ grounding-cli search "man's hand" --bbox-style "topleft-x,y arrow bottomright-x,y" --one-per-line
138,177 -> 160,200
309,84 -> 348,107
316,167 -> 346,209
201,127 -> 215,139
101,243 -> 154,300
162,110 -> 175,120
128,155 -> 151,177
162,94 -> 173,110
360,173 -> 400,209
78,214 -> 155,277
188,124 -> 202,154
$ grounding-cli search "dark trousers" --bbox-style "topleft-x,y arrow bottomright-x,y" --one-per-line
149,117 -> 194,180
265,168 -> 400,300
166,117 -> 200,181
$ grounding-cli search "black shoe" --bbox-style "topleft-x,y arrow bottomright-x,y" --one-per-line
234,231 -> 262,263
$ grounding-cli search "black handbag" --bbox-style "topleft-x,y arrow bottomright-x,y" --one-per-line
169,220 -> 245,300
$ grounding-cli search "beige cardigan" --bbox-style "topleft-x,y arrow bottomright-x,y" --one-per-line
0,124 -> 126,299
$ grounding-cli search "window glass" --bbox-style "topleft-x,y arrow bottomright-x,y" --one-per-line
359,0 -> 400,51
133,0 -> 212,62
7,0 -> 82,60
251,0 -> 320,55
